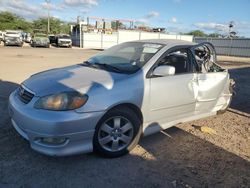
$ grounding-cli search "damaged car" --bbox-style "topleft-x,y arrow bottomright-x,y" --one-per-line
9,39 -> 234,157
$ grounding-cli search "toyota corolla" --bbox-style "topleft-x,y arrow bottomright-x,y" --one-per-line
8,39 -> 234,157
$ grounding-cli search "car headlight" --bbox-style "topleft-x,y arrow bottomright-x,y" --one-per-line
34,92 -> 88,111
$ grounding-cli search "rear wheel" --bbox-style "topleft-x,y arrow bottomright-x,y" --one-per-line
93,107 -> 142,158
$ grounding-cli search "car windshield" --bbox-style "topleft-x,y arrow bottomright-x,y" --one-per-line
85,42 -> 163,74
6,32 -> 18,35
35,34 -> 47,37
58,35 -> 71,39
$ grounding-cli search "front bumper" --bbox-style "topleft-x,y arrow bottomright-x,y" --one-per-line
58,42 -> 71,47
9,89 -> 105,156
32,42 -> 49,47
5,41 -> 22,46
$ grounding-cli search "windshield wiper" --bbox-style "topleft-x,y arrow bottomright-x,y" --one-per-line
93,63 -> 125,73
81,61 -> 96,67
81,61 -> 129,74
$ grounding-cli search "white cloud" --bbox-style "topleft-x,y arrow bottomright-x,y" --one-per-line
135,11 -> 159,26
0,0 -> 97,21
145,11 -> 159,19
194,22 -> 228,32
64,0 -> 98,7
169,17 -> 177,23
80,9 -> 90,14
0,0 -> 45,19
41,2 -> 66,11
135,18 -> 148,25
193,21 -> 250,37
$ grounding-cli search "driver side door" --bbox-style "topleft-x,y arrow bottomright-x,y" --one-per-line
147,47 -> 198,127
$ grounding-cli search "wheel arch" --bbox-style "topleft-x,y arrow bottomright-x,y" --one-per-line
105,103 -> 143,124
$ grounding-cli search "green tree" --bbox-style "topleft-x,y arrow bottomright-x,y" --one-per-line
185,30 -> 208,37
111,21 -> 126,30
208,33 -> 221,37
0,11 -> 32,32
33,17 -> 70,34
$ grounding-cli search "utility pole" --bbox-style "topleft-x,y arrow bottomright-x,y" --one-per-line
45,0 -> 50,34
228,21 -> 234,38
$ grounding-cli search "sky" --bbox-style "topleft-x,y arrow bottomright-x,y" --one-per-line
0,0 -> 250,37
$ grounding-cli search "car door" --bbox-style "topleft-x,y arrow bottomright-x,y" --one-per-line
190,42 -> 230,113
147,47 -> 198,125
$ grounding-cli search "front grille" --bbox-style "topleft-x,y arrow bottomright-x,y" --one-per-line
18,86 -> 34,104
60,41 -> 70,44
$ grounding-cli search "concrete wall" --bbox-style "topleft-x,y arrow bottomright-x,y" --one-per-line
72,30 -> 193,49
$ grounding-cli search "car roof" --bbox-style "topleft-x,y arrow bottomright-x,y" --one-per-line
131,39 -> 196,46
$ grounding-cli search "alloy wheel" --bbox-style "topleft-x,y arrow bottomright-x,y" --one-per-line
97,116 -> 134,152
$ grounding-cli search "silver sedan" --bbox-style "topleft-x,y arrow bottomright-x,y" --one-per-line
8,39 -> 234,157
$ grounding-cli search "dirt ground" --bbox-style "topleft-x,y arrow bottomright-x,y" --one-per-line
0,46 -> 249,188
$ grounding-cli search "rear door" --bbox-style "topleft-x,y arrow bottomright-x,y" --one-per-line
190,42 -> 229,113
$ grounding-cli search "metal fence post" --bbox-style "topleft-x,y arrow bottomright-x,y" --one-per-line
117,31 -> 119,44
82,32 -> 84,48
79,25 -> 82,48
229,38 -> 233,56
101,32 -> 103,49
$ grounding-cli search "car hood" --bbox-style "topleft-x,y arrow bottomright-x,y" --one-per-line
23,65 -> 128,96
58,38 -> 71,42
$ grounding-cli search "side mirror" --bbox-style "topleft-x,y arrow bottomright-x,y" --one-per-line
153,65 -> 175,76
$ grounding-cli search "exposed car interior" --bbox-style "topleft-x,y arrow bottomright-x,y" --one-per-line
158,49 -> 190,74
193,44 -> 225,73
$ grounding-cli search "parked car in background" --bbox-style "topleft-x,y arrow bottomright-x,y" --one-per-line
22,32 -> 32,43
0,31 -> 4,43
56,34 -> 72,48
9,39 -> 234,158
48,35 -> 57,44
31,33 -> 50,48
3,30 -> 23,47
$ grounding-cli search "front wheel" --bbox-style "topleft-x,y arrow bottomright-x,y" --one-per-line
93,107 -> 142,158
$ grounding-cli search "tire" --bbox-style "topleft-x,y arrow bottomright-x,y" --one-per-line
93,107 -> 142,158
